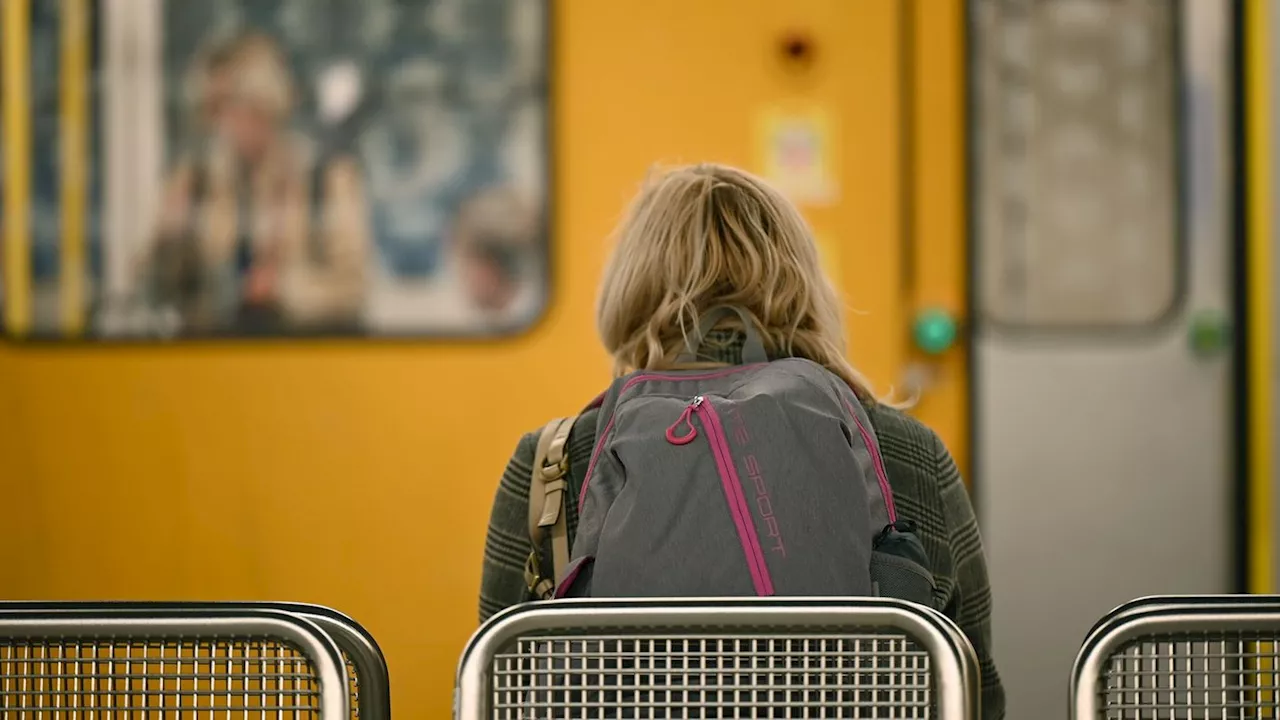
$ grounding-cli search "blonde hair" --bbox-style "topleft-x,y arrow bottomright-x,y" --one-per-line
596,163 -> 879,403
188,32 -> 294,120
183,41 -> 232,117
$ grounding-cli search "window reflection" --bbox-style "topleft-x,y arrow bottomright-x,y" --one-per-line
18,0 -> 549,339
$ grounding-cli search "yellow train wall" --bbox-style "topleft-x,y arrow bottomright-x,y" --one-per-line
0,2 -> 966,717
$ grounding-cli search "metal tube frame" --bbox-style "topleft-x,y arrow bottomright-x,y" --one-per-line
455,597 -> 981,720
216,602 -> 391,720
0,605 -> 352,719
293,608 -> 392,720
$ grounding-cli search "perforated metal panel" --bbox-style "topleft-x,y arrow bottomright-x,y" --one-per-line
0,606 -> 350,720
456,600 -> 980,720
130,602 -> 393,720
343,651 -> 361,719
1093,633 -> 1280,719
491,633 -> 932,719
0,637 -> 323,718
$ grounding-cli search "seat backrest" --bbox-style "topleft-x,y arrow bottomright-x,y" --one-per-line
0,603 -> 350,719
0,601 -> 388,720
1072,595 -> 1280,719
456,597 -> 980,719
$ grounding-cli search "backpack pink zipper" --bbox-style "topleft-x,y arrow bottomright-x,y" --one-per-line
691,396 -> 775,597
578,364 -> 766,511
841,399 -> 898,524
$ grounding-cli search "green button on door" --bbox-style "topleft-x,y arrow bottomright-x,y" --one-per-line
912,308 -> 958,356
1188,309 -> 1231,358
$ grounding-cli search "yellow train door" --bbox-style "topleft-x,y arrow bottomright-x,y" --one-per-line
0,2 -> 961,717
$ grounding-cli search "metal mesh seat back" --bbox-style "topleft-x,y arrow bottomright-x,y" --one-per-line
343,650 -> 361,718
1097,632 -> 1280,720
0,636 -> 325,718
493,633 -> 935,719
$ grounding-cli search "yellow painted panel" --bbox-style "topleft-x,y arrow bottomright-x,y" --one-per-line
0,3 -> 908,718
2,0 -> 32,336
59,0 -> 89,337
1247,0 -> 1275,594
907,0 -> 968,475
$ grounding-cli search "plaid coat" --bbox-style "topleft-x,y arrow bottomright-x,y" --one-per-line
479,339 -> 1005,718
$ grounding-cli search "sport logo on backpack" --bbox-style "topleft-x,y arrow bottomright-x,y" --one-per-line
553,306 -> 938,607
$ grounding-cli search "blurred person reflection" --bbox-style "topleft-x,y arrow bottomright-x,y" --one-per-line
363,58 -> 466,279
144,33 -> 293,335
359,57 -> 471,332
284,60 -> 372,334
141,32 -> 368,337
451,186 -> 543,331
455,0 -> 541,199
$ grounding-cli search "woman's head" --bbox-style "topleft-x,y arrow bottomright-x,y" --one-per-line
197,33 -> 295,161
596,163 -> 875,400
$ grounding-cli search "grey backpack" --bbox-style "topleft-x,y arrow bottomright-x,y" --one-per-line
527,307 -> 937,608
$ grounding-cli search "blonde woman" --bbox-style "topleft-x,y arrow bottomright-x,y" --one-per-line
145,32 -> 368,335
479,163 -> 1003,718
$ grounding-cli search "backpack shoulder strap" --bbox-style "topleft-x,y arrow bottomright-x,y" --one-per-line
524,415 -> 576,599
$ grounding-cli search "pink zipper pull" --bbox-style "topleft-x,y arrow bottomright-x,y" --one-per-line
665,396 -> 703,445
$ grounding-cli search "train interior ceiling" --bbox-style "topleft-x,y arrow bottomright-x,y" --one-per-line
1,0 -> 1279,718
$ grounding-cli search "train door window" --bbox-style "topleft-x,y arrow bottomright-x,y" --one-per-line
972,0 -> 1180,331
19,0 -> 550,340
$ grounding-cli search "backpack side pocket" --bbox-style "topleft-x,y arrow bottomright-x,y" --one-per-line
870,522 -> 939,609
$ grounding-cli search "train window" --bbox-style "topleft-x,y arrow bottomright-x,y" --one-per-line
0,0 -> 101,337
970,0 -> 1180,332
8,0 -> 550,340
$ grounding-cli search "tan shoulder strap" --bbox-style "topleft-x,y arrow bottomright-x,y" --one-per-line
524,415 -> 576,599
